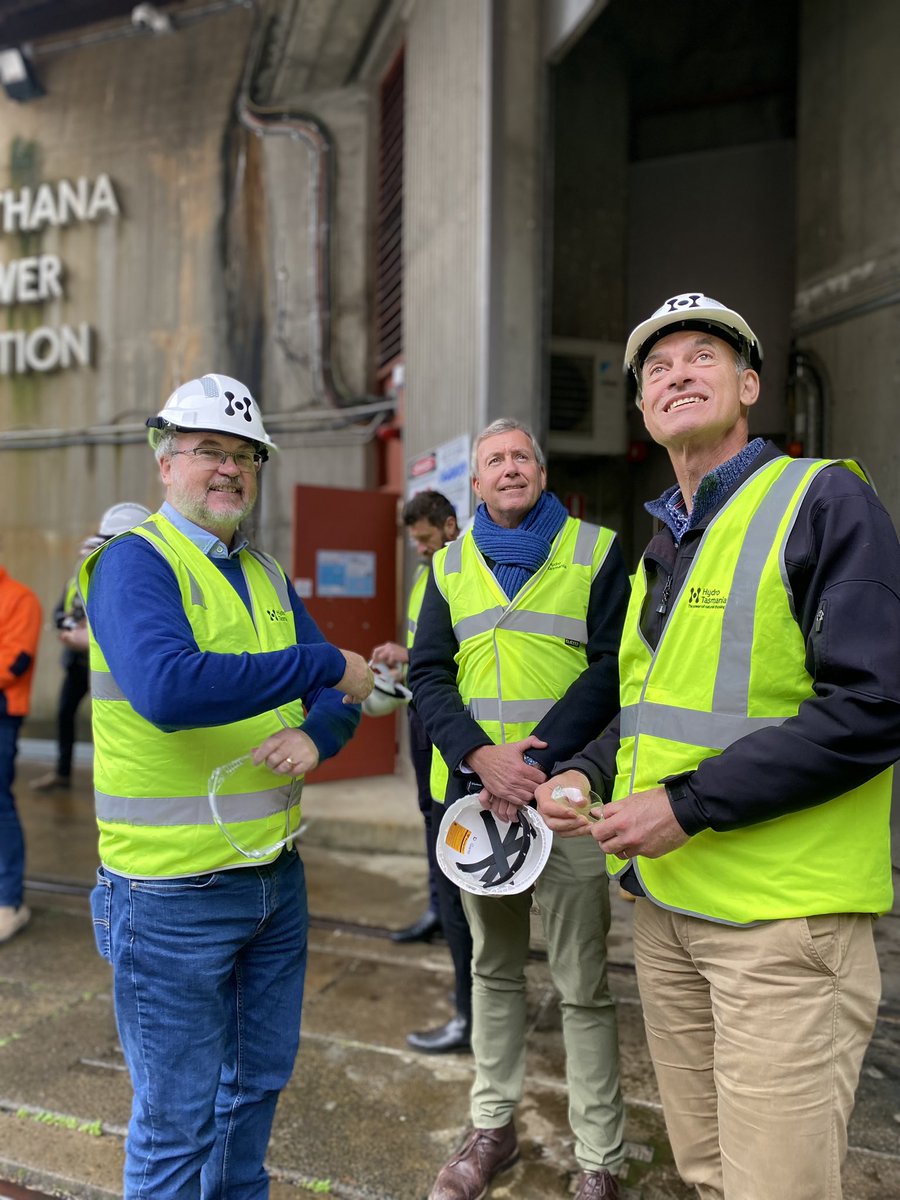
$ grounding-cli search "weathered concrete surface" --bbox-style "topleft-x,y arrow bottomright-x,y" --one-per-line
2,753 -> 898,1199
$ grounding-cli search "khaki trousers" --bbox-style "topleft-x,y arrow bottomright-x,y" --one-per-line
462,834 -> 624,1173
632,898 -> 880,1200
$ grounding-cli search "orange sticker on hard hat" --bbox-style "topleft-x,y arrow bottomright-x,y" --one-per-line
445,821 -> 472,854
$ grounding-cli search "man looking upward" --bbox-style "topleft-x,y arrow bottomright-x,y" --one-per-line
538,293 -> 900,1200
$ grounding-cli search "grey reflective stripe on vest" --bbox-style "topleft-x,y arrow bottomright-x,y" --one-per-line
443,537 -> 463,574
248,551 -> 291,612
453,607 -> 588,645
572,521 -> 600,566
95,787 -> 293,826
138,520 -> 206,608
453,607 -> 506,641
502,610 -> 588,643
91,671 -> 126,701
407,617 -> 417,637
620,702 -> 787,751
711,458 -> 816,713
468,697 -> 556,724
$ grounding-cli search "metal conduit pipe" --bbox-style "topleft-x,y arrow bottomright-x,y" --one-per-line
30,0 -> 253,58
787,346 -> 828,458
793,286 -> 900,336
0,399 -> 397,452
0,1 -> 395,455
235,9 -> 388,415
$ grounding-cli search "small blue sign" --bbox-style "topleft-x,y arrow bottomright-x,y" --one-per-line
316,550 -> 376,598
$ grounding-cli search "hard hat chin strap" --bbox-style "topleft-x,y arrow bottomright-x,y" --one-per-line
459,808 -> 537,889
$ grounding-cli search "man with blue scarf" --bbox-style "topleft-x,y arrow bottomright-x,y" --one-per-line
409,418 -> 630,1200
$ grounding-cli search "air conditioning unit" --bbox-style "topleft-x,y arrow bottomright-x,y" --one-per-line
547,339 -> 626,456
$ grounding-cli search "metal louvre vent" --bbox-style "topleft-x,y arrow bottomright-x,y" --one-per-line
547,339 -> 627,456
375,52 -> 404,371
549,352 -> 595,435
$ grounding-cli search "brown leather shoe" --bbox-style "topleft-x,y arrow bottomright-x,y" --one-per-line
429,1121 -> 519,1200
574,1169 -> 621,1200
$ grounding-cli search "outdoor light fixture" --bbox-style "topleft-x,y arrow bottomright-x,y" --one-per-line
0,47 -> 43,102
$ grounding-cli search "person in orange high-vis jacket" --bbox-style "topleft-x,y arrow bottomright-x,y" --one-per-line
0,565 -> 42,942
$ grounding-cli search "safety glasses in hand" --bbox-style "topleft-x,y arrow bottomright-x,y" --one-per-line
208,753 -> 301,861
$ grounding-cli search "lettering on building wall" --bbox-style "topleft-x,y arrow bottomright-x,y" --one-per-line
0,172 -> 118,375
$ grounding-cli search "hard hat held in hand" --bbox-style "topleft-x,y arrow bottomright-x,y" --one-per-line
437,797 -> 553,896
146,374 -> 277,457
362,661 -> 412,717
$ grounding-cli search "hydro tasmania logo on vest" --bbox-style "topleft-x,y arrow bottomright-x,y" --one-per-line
266,607 -> 290,623
686,584 -> 728,610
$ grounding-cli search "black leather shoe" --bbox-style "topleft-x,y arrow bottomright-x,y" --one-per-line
407,1014 -> 471,1054
391,909 -> 441,943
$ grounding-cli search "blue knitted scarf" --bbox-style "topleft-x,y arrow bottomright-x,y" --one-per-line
472,490 -> 569,599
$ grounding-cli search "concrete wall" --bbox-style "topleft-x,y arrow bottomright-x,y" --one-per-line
0,4 -> 256,723
627,141 -> 796,440
234,76 -> 378,563
795,0 -> 900,522
550,31 -> 627,345
0,0 -> 392,728
403,0 -> 543,465
403,0 -> 491,458
545,22 -> 629,541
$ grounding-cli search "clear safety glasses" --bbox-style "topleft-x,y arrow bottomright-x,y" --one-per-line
208,753 -> 301,861
550,785 -> 605,821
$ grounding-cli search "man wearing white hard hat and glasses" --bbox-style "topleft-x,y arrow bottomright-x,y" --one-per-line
537,293 -> 900,1200
79,373 -> 373,1199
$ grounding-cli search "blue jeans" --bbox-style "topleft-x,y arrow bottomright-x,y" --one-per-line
91,848 -> 308,1199
0,715 -> 24,907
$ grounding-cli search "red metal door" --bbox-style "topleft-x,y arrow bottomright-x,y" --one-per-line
292,484 -> 399,781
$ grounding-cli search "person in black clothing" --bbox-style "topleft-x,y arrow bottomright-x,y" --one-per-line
369,490 -> 473,1054
31,503 -> 151,792
370,491 -> 459,946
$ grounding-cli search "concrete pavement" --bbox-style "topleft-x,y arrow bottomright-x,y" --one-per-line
1,746 -> 899,1199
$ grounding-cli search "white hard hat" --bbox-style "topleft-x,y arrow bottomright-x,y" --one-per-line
98,501 -> 152,537
436,797 -> 553,897
146,374 -> 277,458
362,661 -> 412,717
624,293 -> 763,396
79,534 -> 107,558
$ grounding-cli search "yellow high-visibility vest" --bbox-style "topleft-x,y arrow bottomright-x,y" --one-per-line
405,562 -> 450,803
611,456 -> 893,924
406,565 -> 428,650
433,516 -> 616,753
80,514 -> 305,877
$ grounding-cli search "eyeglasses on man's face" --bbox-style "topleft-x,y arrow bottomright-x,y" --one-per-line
170,446 -> 262,472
